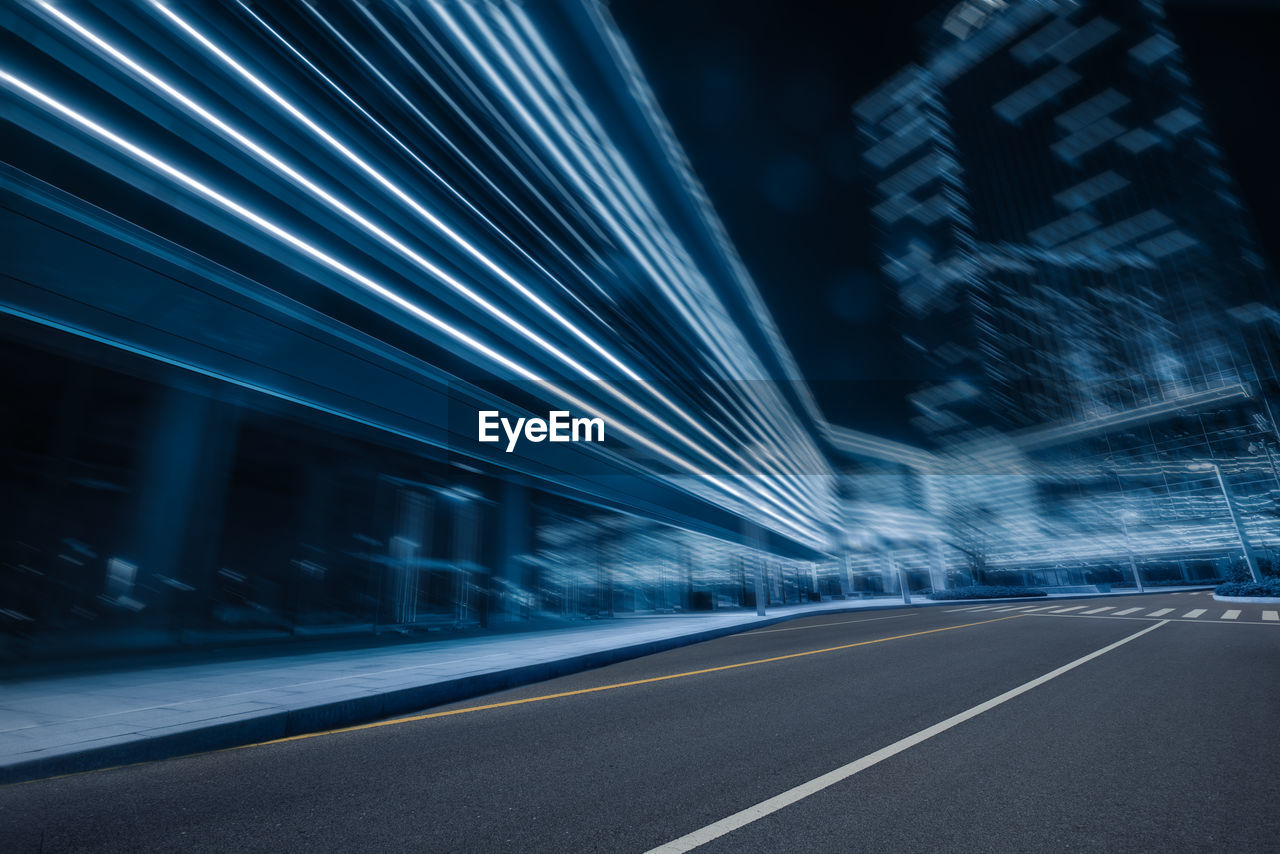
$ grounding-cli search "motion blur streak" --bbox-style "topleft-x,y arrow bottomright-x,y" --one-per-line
0,0 -> 1278,663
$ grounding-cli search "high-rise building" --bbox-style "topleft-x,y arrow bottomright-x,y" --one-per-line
855,0 -> 1277,437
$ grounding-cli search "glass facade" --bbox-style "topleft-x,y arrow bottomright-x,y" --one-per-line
0,1 -> 855,661
0,323 -> 845,660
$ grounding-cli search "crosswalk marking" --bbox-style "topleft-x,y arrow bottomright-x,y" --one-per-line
1015,601 -> 1280,622
951,600 -> 1280,620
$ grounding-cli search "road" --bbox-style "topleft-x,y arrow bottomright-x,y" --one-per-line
2,590 -> 1278,852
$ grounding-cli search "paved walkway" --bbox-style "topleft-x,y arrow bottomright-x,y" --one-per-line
0,588 -> 1211,783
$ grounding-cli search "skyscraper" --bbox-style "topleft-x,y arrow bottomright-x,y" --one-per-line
855,0 -> 1276,438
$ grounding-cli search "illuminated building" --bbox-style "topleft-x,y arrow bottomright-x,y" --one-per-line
855,0 -> 1280,582
0,1 -> 849,651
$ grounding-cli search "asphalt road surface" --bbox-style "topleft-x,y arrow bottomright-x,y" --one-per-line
2,590 -> 1278,852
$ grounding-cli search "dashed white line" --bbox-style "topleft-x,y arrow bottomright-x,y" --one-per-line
1112,608 -> 1142,616
1183,609 -> 1206,619
1263,611 -> 1279,622
1051,606 -> 1087,613
1220,610 -> 1241,621
1080,606 -> 1115,615
1147,608 -> 1173,617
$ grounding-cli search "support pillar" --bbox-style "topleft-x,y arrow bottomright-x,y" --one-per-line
1119,515 -> 1145,594
389,488 -> 428,626
495,479 -> 531,622
452,497 -> 479,624
1212,463 -> 1262,583
130,384 -> 237,635
928,541 -> 947,593
884,551 -> 909,604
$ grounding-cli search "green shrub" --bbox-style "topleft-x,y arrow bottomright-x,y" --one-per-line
1215,579 -> 1280,598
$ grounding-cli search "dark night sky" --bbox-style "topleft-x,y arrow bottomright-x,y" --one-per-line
609,0 -> 1280,442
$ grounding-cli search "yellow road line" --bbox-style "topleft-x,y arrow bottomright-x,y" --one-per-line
245,614 -> 1025,750
6,614 -> 1025,786
736,613 -> 915,635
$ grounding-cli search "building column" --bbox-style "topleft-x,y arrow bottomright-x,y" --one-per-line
451,495 -> 480,624
389,488 -> 429,626
128,384 -> 238,633
1211,463 -> 1262,583
494,479 -> 531,622
928,541 -> 948,593
885,551 -> 910,605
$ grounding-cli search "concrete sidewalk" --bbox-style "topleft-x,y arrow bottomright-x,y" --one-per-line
0,587 -> 1210,784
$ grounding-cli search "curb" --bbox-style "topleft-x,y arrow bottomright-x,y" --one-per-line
1,588 -> 1218,785
1,605 -> 879,785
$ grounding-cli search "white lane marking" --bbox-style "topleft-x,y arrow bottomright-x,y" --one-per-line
1112,608 -> 1142,616
1020,606 -> 1059,612
1183,609 -> 1206,619
1051,606 -> 1087,613
945,606 -> 990,612
1147,608 -> 1173,617
643,621 -> 1169,854
1263,611 -> 1279,622
1081,607 -> 1115,615
1220,610 -> 1241,621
